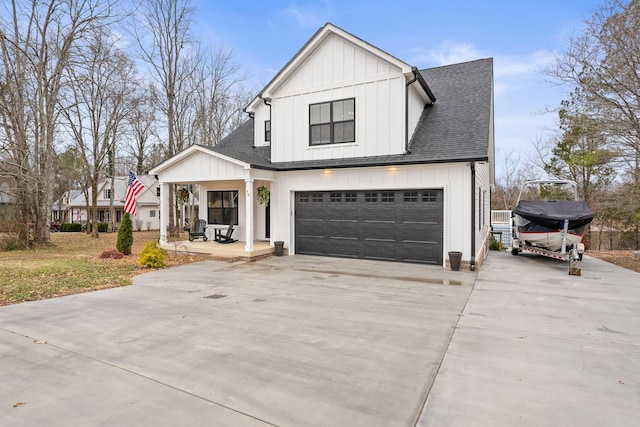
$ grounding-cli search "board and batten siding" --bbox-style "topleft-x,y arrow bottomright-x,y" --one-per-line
474,161 -> 492,256
268,163 -> 471,266
157,151 -> 247,183
269,34 -> 407,163
407,86 -> 425,143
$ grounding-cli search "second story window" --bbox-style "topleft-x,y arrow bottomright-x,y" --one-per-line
309,98 -> 355,145
265,120 -> 271,142
104,188 -> 111,199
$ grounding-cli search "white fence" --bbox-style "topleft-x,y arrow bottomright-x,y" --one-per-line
491,210 -> 512,247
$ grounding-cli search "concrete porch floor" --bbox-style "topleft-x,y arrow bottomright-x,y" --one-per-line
159,239 -> 275,260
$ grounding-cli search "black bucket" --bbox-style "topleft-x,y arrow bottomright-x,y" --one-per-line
448,251 -> 462,271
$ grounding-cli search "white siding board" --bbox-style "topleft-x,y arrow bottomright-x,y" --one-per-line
159,152 -> 246,182
269,34 -> 409,163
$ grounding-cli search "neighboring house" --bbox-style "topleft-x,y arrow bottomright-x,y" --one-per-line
151,23 -> 495,269
56,175 -> 161,230
52,190 -> 83,224
0,182 -> 17,230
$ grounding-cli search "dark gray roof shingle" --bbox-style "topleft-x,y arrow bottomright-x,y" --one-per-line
206,58 -> 493,171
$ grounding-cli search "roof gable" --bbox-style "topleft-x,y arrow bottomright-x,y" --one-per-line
247,23 -> 432,110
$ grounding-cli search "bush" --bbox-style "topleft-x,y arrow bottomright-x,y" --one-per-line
60,223 -> 82,232
85,222 -> 109,232
489,239 -> 501,251
137,242 -> 167,268
0,235 -> 27,251
99,249 -> 124,259
117,213 -> 133,255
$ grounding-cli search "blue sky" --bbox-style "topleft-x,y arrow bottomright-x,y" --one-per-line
191,0 -> 604,176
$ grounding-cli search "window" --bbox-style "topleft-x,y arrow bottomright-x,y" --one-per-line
156,187 -> 160,197
150,210 -> 156,218
365,192 -> 378,203
330,192 -> 342,202
309,98 -> 355,145
207,191 -> 238,225
299,193 -> 309,203
265,120 -> 271,142
423,191 -> 437,203
404,191 -> 418,202
104,189 -> 111,199
311,192 -> 323,203
344,192 -> 357,202
381,192 -> 394,202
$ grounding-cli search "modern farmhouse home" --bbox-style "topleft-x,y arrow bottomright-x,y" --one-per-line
151,23 -> 494,269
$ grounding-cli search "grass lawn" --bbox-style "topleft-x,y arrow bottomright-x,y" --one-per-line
0,230 -> 207,306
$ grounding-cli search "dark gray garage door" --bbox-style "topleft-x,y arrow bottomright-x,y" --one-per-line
295,190 -> 443,264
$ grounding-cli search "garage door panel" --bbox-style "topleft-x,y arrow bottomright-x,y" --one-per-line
327,237 -> 362,258
402,241 -> 441,264
295,189 -> 443,264
363,239 -> 398,261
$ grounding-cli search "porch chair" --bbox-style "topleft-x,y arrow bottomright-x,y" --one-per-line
188,219 -> 208,241
214,222 -> 236,244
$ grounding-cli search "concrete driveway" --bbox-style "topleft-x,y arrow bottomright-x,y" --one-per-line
0,255 -> 475,427
1,252 -> 638,426
418,252 -> 640,427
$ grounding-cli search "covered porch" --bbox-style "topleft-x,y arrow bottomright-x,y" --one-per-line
150,145 -> 277,253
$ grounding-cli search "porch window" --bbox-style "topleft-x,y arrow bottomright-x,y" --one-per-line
309,98 -> 355,145
207,190 -> 238,225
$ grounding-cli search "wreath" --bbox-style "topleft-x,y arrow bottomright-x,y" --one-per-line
257,186 -> 270,205
177,187 -> 190,205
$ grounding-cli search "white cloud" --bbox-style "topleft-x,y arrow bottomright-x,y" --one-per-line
406,41 -> 483,67
284,2 -> 331,29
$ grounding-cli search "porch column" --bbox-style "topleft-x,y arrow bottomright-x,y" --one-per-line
159,182 -> 170,244
244,178 -> 254,251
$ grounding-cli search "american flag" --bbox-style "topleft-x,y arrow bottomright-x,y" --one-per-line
124,171 -> 145,216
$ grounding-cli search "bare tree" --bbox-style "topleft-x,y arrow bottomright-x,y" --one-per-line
190,46 -> 251,146
133,0 -> 199,235
492,148 -> 542,210
126,84 -> 158,174
59,29 -> 137,237
0,0 -> 116,245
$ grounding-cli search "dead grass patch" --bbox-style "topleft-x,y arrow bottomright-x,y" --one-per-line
0,230 -> 208,306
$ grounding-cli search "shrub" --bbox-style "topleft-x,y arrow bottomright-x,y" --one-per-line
0,235 -> 27,251
99,249 -> 124,259
60,223 -> 82,232
489,239 -> 501,251
137,242 -> 167,268
117,213 -> 133,255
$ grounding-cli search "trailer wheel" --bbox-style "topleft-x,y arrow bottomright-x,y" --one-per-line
511,248 -> 519,255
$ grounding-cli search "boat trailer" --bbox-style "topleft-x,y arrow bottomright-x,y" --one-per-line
511,220 -> 585,276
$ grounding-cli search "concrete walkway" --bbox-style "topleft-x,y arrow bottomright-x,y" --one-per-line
1,252 -> 638,426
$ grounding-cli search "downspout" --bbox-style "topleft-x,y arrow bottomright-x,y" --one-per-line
470,162 -> 476,271
405,70 -> 418,154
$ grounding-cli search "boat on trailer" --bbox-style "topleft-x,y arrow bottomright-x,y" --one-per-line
511,180 -> 594,265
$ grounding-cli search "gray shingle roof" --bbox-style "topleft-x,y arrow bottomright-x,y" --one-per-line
206,58 -> 493,171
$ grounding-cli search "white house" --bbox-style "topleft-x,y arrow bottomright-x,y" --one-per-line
151,23 -> 495,269
56,175 -> 161,230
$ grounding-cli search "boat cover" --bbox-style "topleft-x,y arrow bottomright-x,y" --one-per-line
514,200 -> 594,229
